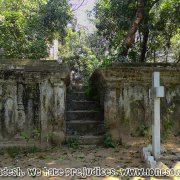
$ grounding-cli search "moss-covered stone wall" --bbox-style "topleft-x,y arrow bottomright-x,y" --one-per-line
0,60 -> 70,146
92,63 -> 180,143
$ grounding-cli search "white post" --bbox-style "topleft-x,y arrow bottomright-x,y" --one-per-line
150,72 -> 164,159
53,39 -> 59,60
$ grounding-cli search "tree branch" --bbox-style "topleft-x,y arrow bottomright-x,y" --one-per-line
72,0 -> 85,11
150,0 -> 161,8
121,0 -> 146,56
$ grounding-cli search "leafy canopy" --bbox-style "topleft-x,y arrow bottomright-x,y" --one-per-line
94,0 -> 180,62
0,0 -> 72,59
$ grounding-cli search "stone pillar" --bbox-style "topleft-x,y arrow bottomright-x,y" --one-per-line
3,84 -> 18,138
17,83 -> 25,130
51,81 -> 66,144
26,96 -> 34,133
4,98 -> 15,136
104,88 -> 120,142
0,85 -> 3,140
39,80 -> 53,144
54,81 -> 66,131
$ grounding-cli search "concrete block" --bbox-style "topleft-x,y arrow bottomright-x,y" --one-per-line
172,161 -> 180,170
147,156 -> 156,168
145,151 -> 151,161
147,144 -> 152,152
155,161 -> 169,171
160,145 -> 167,153
155,86 -> 165,98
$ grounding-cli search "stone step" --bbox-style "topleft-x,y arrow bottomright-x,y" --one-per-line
67,85 -> 87,93
67,92 -> 87,101
0,140 -> 46,149
66,111 -> 103,121
66,135 -> 104,145
66,100 -> 99,111
66,120 -> 105,136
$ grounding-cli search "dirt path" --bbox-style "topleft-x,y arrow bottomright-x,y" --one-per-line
0,137 -> 179,180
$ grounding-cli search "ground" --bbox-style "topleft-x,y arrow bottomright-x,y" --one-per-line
0,137 -> 179,180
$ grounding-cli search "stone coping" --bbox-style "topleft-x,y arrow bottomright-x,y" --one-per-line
0,59 -> 70,73
91,63 -> 180,86
102,62 -> 180,68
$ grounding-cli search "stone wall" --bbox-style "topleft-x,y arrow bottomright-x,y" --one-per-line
0,60 -> 69,146
91,63 -> 180,143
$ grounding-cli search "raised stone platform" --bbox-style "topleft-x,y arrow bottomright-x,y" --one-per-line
91,63 -> 180,143
0,59 -> 70,147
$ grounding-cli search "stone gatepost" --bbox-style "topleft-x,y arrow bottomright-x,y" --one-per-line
17,83 -> 25,131
39,79 -> 66,145
53,81 -> 66,130
3,83 -> 18,138
0,60 -> 69,146
104,88 -> 120,142
51,81 -> 66,145
39,80 -> 54,144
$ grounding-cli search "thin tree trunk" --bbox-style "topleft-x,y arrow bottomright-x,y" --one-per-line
121,0 -> 146,56
139,28 -> 149,62
153,49 -> 156,63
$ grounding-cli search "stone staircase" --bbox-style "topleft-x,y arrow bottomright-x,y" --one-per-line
66,85 -> 105,145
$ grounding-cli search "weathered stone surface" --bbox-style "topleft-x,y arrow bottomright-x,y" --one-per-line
50,131 -> 66,145
0,60 -> 69,145
66,135 -> 104,145
147,156 -> 156,168
155,161 -> 169,170
91,63 -> 180,142
172,161 -> 180,170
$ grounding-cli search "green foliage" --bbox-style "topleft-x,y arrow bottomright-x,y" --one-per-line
84,82 -> 100,101
94,0 -> 180,62
163,108 -> 174,138
94,106 -> 103,112
94,0 -> 137,59
40,0 -> 72,40
122,143 -> 131,149
66,137 -> 79,149
28,145 -> 38,154
164,117 -> 174,132
33,128 -> 41,140
85,83 -> 94,99
20,131 -> 30,142
7,147 -> 21,158
58,156 -> 65,161
0,0 -> 72,59
136,125 -> 149,137
45,132 -> 54,143
104,133 -> 116,148
101,58 -> 112,67
6,146 -> 38,158
60,28 -> 102,84
75,153 -> 85,161
161,131 -> 168,141
161,104 -> 175,140
0,149 -> 4,155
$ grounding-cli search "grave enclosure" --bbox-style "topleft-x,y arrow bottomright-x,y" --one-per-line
0,60 -> 179,147
91,63 -> 180,143
0,60 -> 69,147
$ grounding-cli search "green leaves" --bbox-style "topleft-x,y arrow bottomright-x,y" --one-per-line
0,0 -> 72,59
94,0 -> 179,62
40,0 -> 72,40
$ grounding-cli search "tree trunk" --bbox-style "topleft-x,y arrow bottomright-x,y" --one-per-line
139,28 -> 149,62
121,0 -> 146,56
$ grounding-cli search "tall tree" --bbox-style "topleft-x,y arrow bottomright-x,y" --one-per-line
94,0 -> 179,62
0,0 -> 72,59
121,0 -> 146,56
